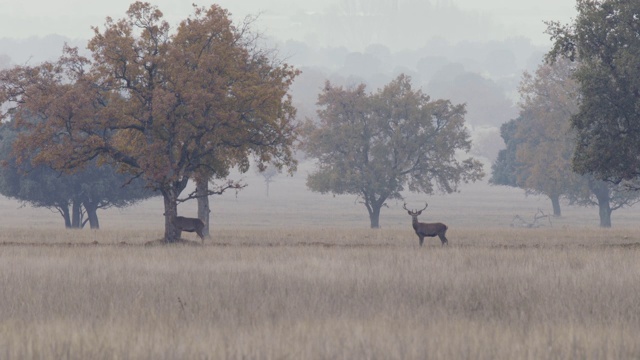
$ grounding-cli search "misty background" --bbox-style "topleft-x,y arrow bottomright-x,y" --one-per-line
0,0 -> 585,227
0,0 -> 575,164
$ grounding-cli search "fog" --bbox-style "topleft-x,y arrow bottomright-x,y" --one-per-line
0,0 -> 577,159
0,0 -> 585,226
1,0 -> 575,47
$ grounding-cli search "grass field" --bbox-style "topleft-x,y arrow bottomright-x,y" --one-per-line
1,177 -> 640,359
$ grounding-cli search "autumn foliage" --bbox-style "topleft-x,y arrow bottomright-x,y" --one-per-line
0,2 -> 299,242
303,75 -> 484,228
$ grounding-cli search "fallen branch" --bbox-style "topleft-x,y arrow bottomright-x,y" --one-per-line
510,209 -> 552,228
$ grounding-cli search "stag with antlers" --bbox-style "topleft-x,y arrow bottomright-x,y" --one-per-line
403,203 -> 448,246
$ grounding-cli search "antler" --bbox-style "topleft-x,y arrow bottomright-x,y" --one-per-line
403,202 -> 428,213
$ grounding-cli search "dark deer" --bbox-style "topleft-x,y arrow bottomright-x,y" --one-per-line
173,216 -> 206,243
403,203 -> 448,246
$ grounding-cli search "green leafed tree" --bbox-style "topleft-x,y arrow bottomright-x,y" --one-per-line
490,118 -> 522,189
490,58 -> 640,227
302,74 -> 485,228
0,120 -> 155,229
546,0 -> 640,183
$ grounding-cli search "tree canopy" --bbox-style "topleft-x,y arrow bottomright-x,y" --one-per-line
302,74 -> 484,228
489,119 -> 521,189
0,3 -> 299,242
490,58 -> 640,227
546,0 -> 640,184
0,120 -> 154,228
515,59 -> 583,216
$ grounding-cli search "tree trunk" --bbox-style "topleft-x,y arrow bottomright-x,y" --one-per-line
61,205 -> 72,228
84,203 -> 100,229
550,194 -> 561,217
71,200 -> 82,228
196,178 -> 211,238
598,201 -> 612,228
367,202 -> 382,229
162,188 -> 181,243
160,179 -> 190,243
591,182 -> 612,228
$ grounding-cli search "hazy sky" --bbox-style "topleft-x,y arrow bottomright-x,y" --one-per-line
0,0 -> 575,47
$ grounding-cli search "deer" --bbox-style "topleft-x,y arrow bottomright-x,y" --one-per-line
172,216 -> 206,243
403,203 -> 448,247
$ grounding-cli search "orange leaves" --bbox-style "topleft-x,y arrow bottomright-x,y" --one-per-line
0,2 -> 303,241
0,2 -> 299,204
506,58 -> 590,200
305,74 -> 484,198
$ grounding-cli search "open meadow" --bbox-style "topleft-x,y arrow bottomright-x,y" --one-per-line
1,174 -> 640,359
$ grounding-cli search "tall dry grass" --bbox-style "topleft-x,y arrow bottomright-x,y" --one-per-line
1,227 -> 640,359
2,179 -> 640,358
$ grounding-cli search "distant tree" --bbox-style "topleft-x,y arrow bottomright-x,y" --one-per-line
340,52 -> 383,80
255,166 -> 279,197
427,66 -> 517,128
489,119 -> 521,188
416,56 -> 449,83
546,0 -> 640,184
303,74 -> 484,228
491,113 -> 572,217
0,121 -> 155,229
0,54 -> 10,69
0,3 -> 298,242
491,58 -> 640,226
513,59 -> 583,217
483,48 -> 517,78
319,0 -> 498,50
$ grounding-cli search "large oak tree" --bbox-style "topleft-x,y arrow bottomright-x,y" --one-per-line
0,3 -> 298,242
302,74 -> 484,228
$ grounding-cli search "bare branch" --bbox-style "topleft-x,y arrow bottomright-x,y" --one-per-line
511,209 -> 552,228
176,179 -> 246,203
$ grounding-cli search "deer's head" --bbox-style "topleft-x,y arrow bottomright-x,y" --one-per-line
403,202 -> 428,221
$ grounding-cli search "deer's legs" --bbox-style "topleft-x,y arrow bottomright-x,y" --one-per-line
439,234 -> 448,245
419,236 -> 425,246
